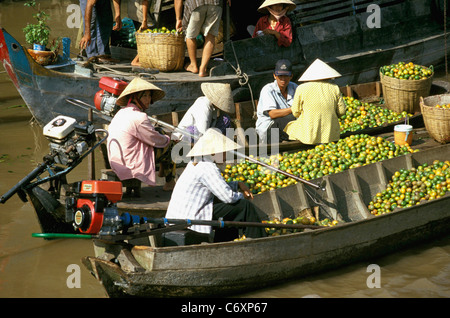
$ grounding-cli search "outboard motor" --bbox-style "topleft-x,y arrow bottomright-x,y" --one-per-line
43,115 -> 96,166
94,77 -> 128,117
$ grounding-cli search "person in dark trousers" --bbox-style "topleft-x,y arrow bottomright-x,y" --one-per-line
79,0 -> 122,59
165,128 -> 267,242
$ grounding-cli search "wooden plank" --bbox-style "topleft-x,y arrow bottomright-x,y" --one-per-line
291,0 -> 407,25
293,0 -> 353,18
292,1 -> 355,25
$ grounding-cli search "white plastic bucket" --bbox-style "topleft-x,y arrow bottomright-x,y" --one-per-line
394,124 -> 413,146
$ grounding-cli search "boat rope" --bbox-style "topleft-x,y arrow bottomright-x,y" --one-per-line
445,0 -> 448,80
226,40 -> 258,120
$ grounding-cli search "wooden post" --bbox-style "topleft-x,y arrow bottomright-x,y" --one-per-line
88,109 -> 95,180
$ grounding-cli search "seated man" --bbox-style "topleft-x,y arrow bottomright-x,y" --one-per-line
255,59 -> 298,143
165,128 -> 267,242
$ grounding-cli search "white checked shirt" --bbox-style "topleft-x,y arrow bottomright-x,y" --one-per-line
165,158 -> 243,234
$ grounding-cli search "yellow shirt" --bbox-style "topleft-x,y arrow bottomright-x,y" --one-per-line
284,81 -> 346,145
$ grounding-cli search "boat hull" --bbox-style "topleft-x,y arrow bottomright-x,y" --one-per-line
84,198 -> 450,298
83,143 -> 450,297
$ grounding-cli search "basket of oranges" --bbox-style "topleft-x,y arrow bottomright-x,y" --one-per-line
420,94 -> 450,144
380,62 -> 433,114
135,27 -> 185,72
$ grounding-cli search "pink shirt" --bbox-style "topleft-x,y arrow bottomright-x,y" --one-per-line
107,104 -> 170,185
253,15 -> 293,47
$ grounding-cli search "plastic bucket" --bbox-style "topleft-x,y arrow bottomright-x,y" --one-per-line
394,124 -> 413,146
33,43 -> 46,51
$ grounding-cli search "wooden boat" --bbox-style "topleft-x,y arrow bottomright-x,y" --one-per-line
0,0 -> 449,127
1,106 -> 447,297
80,133 -> 450,298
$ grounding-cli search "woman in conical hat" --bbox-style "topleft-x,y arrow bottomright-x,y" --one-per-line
297,58 -> 342,82
252,0 -> 295,47
116,77 -> 165,109
284,59 -> 347,145
171,82 -> 235,142
108,77 -> 177,191
165,128 -> 267,241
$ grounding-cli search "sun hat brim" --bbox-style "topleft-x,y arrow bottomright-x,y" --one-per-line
258,0 -> 296,13
298,59 -> 342,82
186,128 -> 242,157
116,77 -> 165,106
201,83 -> 235,114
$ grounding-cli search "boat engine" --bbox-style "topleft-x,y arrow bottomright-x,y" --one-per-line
43,115 -> 96,166
94,77 -> 128,117
65,180 -> 122,234
64,180 -> 150,235
1,114 -> 152,237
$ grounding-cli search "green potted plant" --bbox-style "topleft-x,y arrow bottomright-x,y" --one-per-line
23,0 -> 51,50
23,0 -> 60,65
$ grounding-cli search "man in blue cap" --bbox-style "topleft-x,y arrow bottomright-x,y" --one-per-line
255,59 -> 298,143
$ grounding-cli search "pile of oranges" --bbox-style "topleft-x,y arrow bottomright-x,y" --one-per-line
222,134 -> 416,195
381,61 -> 433,80
340,96 -> 411,133
368,160 -> 450,216
138,26 -> 180,34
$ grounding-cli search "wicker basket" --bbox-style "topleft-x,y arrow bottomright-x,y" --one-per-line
380,67 -> 433,114
135,32 -> 185,72
420,95 -> 450,144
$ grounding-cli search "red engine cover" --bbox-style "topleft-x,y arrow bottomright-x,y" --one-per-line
94,90 -> 104,111
80,180 -> 123,203
98,77 -> 128,96
75,199 -> 103,234
74,180 -> 123,234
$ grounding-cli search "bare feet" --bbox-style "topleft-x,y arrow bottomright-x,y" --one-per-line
131,56 -> 140,67
163,179 -> 176,191
184,64 -> 199,74
199,64 -> 209,77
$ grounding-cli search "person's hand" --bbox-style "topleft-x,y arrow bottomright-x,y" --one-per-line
113,16 -> 122,31
176,19 -> 183,32
238,182 -> 253,199
79,34 -> 91,49
263,29 -> 276,36
139,22 -> 149,32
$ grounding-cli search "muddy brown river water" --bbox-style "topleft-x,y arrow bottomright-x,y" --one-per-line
0,0 -> 449,300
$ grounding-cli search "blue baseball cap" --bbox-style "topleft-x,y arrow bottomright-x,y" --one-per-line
274,59 -> 292,76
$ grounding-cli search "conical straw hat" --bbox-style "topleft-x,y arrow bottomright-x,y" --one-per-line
116,77 -> 165,106
258,0 -> 296,13
298,59 -> 342,82
201,83 -> 235,114
186,128 -> 242,157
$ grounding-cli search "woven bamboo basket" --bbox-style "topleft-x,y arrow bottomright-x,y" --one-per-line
420,95 -> 450,144
135,32 -> 185,72
380,67 -> 433,114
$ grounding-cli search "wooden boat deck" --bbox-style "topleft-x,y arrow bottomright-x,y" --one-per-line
84,58 -> 238,84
